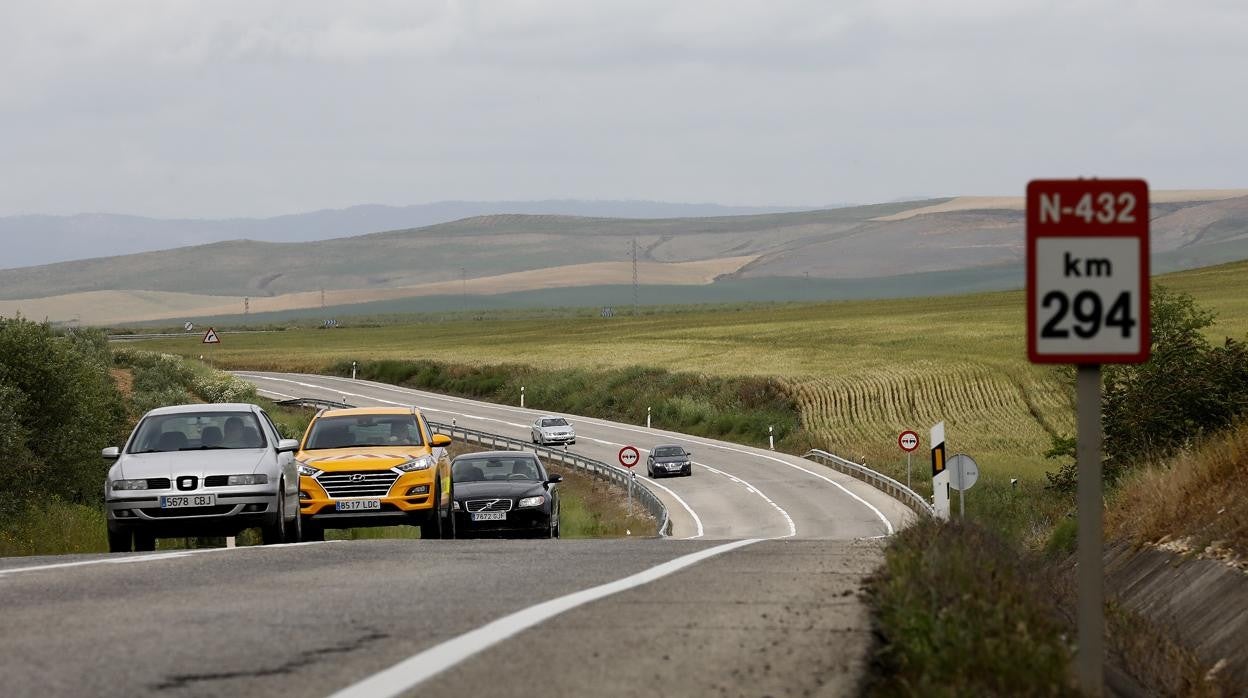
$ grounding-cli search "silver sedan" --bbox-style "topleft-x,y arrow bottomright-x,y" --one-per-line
531,416 -> 576,445
103,403 -> 301,552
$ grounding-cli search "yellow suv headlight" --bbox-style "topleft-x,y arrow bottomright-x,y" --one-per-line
394,455 -> 435,473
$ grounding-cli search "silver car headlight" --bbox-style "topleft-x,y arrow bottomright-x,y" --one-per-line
111,479 -> 149,491
394,455 -> 435,473
226,474 -> 269,486
518,495 -> 545,508
297,462 -> 321,477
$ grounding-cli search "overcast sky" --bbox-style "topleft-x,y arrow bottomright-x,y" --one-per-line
2,0 -> 1246,218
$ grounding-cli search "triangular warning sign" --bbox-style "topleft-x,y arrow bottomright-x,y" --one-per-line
202,328 -> 221,344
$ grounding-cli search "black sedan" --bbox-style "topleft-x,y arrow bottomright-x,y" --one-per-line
646,444 -> 693,477
451,451 -> 562,538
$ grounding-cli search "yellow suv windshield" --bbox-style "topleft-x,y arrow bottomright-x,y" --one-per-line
304,415 -> 424,450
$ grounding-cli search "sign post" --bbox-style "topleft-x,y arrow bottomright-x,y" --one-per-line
898,430 -> 919,490
619,446 -> 639,514
946,453 -> 979,519
1027,178 -> 1150,697
930,422 -> 949,520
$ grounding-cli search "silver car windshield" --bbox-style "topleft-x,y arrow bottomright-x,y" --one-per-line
540,418 -> 569,427
453,457 -> 543,482
128,412 -> 266,453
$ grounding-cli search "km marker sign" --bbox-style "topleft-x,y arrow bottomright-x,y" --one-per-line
1027,178 -> 1150,696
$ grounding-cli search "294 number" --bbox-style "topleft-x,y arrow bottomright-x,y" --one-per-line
1041,291 -> 1137,339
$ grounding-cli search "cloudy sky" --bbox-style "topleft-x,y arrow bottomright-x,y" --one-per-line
2,0 -> 1246,218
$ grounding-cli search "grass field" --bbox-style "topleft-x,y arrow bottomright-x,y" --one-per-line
138,261 -> 1248,529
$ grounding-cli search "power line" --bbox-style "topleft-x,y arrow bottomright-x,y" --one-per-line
631,237 -> 639,316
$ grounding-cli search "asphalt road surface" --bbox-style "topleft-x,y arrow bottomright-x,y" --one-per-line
0,372 -> 914,698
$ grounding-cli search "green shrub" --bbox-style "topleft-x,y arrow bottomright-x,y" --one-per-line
0,317 -> 128,511
868,520 -> 1074,696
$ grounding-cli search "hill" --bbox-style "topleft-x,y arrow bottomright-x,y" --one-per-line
1,200 -> 822,269
2,191 -> 1247,325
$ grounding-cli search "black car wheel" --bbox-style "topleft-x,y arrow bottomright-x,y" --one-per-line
261,487 -> 287,545
283,491 -> 302,543
107,528 -> 132,553
302,521 -> 325,542
133,531 -> 156,552
419,481 -> 444,539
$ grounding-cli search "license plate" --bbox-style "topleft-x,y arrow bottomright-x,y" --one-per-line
666,464 -> 682,470
160,494 -> 215,509
336,499 -> 381,511
472,511 -> 506,522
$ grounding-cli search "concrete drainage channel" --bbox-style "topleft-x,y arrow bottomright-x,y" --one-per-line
427,420 -> 672,537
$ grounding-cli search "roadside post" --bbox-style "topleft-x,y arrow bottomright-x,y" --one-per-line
768,425 -> 775,451
1027,178 -> 1150,696
930,422 -> 949,520
898,430 -> 919,490
946,454 -> 979,519
520,386 -> 525,408
647,406 -> 651,429
618,446 -> 639,514
351,361 -> 357,380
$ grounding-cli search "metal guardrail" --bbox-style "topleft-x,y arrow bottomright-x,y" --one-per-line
274,397 -> 355,410
803,449 -> 935,518
427,420 -> 672,537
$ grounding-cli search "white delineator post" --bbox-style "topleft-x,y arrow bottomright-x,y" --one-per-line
646,406 -> 651,429
351,361 -> 357,380
768,425 -> 774,451
930,421 -> 949,520
520,386 -> 525,408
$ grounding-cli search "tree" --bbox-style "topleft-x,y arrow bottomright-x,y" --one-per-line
1046,286 -> 1248,490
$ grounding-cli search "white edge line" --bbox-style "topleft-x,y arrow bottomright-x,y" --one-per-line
326,538 -> 762,698
695,462 -> 796,538
0,541 -> 339,578
246,372 -> 898,536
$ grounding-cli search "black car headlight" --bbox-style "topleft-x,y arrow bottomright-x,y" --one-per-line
517,495 -> 545,508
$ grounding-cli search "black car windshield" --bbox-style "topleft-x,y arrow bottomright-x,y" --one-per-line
653,446 -> 686,458
304,415 -> 424,449
453,456 -> 543,482
128,412 -> 266,453
540,418 -> 568,427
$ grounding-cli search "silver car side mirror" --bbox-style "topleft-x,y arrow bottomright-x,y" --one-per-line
276,439 -> 300,453
102,447 -> 120,459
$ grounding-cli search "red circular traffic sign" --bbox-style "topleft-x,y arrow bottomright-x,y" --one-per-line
898,431 -> 920,453
618,446 -> 640,468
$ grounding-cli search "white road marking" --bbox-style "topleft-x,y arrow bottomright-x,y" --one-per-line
632,474 -> 704,539
326,538 -> 761,698
249,372 -> 897,535
0,541 -> 337,578
694,462 -> 796,538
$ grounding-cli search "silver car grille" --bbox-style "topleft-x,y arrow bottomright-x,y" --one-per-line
465,499 -> 514,513
317,471 -> 400,498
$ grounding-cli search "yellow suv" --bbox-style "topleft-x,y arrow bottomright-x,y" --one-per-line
295,407 -> 454,540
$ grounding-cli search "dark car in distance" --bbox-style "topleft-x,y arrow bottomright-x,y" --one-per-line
646,444 -> 692,478
451,451 -> 562,538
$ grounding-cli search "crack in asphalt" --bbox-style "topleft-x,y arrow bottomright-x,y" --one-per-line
152,629 -> 390,691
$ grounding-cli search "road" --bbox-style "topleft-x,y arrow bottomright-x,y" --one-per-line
0,372 -> 914,698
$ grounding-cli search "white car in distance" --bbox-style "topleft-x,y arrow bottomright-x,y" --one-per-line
531,416 -> 576,446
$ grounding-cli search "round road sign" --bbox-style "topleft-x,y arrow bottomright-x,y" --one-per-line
898,430 -> 920,453
618,446 -> 640,468
947,454 -> 979,491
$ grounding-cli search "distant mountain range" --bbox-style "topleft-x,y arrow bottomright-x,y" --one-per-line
2,191 -> 1246,326
1,200 -> 830,269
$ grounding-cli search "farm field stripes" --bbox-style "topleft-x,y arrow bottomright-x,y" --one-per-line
135,261 -> 1248,486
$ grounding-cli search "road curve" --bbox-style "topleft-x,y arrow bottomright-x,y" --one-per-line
238,371 -> 913,540
0,372 -> 914,697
